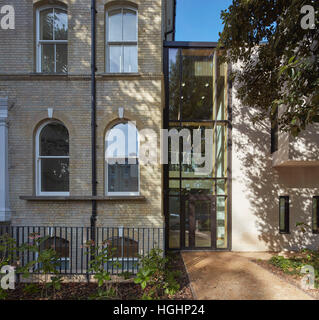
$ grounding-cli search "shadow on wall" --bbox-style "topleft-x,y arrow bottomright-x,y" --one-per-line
233,94 -> 319,252
289,123 -> 319,161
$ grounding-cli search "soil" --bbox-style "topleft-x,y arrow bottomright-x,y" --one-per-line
4,252 -> 193,300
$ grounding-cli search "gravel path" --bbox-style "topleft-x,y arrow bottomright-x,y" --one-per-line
182,251 -> 314,300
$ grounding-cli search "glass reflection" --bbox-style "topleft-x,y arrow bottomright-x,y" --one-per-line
40,123 -> 69,156
168,49 -> 180,120
167,47 -> 228,249
182,180 -> 214,195
181,49 -> 214,121
216,196 -> 227,248
194,200 -> 211,247
169,196 -> 180,249
54,8 -> 68,40
41,158 -> 69,192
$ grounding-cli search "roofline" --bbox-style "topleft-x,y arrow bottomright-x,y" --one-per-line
163,41 -> 219,48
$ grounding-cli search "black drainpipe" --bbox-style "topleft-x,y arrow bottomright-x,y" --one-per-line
90,0 -> 97,243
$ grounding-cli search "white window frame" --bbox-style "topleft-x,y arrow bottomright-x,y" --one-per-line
105,122 -> 140,197
105,6 -> 138,73
36,121 -> 70,196
36,5 -> 68,73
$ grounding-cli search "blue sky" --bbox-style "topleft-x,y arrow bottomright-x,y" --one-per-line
175,0 -> 233,42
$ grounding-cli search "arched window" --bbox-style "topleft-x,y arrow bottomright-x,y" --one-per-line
109,236 -> 138,258
36,5 -> 68,73
106,235 -> 139,271
36,121 -> 69,195
40,236 -> 70,270
105,122 -> 139,196
106,6 -> 138,73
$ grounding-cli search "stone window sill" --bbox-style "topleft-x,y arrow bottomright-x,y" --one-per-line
19,195 -> 146,201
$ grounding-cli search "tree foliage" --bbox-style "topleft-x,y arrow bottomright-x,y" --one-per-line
218,0 -> 319,135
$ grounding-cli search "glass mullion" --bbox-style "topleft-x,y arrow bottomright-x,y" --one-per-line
54,44 -> 57,73
224,61 -> 228,121
213,51 -> 217,121
224,124 -> 228,178
178,49 -> 182,121
39,156 -> 69,159
121,8 -> 124,43
121,45 -> 124,72
39,40 -> 67,44
53,8 -> 55,40
213,52 -> 218,180
108,41 -> 137,45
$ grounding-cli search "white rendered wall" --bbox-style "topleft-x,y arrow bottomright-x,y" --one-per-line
231,62 -> 319,252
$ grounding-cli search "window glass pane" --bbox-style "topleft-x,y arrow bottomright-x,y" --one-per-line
182,180 -> 214,195
168,127 -> 180,178
216,179 -> 225,195
124,45 -> 137,73
56,44 -> 68,73
216,196 -> 226,248
168,48 -> 180,120
41,158 -> 69,192
123,9 -> 137,41
194,200 -> 211,247
40,123 -> 69,156
178,125 -> 214,178
109,237 -> 138,258
41,44 -> 55,73
40,9 -> 53,40
216,125 -> 226,177
313,198 -> 318,232
181,49 -> 214,121
169,179 -> 179,192
41,237 -> 69,258
169,196 -> 180,249
54,9 -> 68,40
109,45 -> 122,72
106,122 -> 138,158
216,57 -> 226,120
107,162 -> 138,193
279,198 -> 286,231
108,9 -> 122,41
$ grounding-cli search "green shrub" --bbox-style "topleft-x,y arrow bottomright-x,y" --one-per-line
269,250 -> 319,288
85,240 -> 120,300
19,233 -> 63,298
134,248 -> 180,300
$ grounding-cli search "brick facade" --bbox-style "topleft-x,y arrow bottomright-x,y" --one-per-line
0,0 -> 165,233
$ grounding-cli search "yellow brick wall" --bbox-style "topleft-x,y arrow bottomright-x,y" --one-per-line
0,0 -> 164,231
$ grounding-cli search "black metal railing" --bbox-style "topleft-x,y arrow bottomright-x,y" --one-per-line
0,226 -> 164,277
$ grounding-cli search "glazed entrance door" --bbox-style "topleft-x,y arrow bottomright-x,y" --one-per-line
187,195 -> 216,249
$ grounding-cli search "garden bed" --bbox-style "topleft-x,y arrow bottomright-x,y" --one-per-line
253,250 -> 319,299
4,252 -> 193,300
